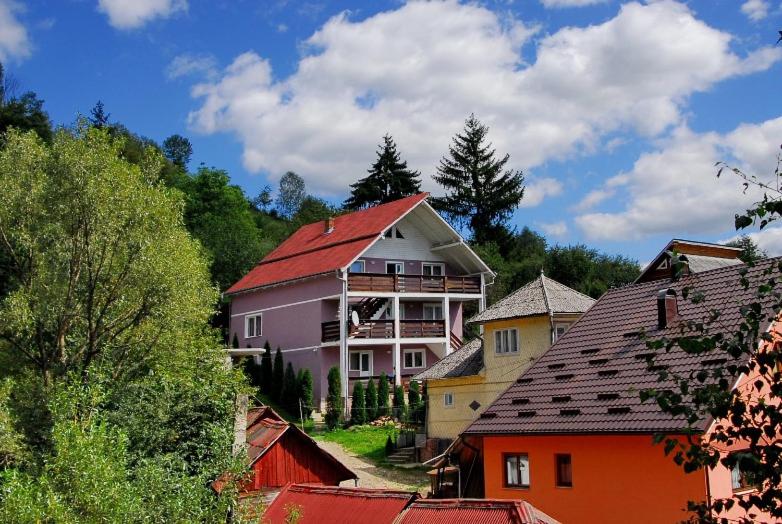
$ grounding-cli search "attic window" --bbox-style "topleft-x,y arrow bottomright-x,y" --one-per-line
580,348 -> 600,355
588,358 -> 609,366
597,369 -> 619,377
648,364 -> 669,372
607,406 -> 632,415
552,395 -> 572,403
517,377 -> 533,384
702,357 -> 728,366
555,374 -> 574,381
479,412 -> 497,419
383,226 -> 404,239
635,352 -> 656,360
511,398 -> 530,405
517,410 -> 536,418
560,408 -> 581,416
597,393 -> 620,401
547,363 -> 566,370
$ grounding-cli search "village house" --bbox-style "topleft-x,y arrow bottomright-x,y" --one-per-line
415,273 -> 594,447
225,193 -> 493,409
461,243 -> 780,523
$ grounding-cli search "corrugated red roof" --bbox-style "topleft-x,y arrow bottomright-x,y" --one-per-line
226,193 -> 429,294
262,484 -> 418,524
393,499 -> 560,524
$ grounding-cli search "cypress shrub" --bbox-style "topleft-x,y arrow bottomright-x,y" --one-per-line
385,434 -> 395,456
377,372 -> 390,417
325,366 -> 343,430
407,380 -> 423,424
271,347 -> 284,401
282,362 -> 297,413
364,378 -> 378,421
350,381 -> 366,426
297,369 -> 314,419
393,385 -> 407,422
260,341 -> 273,394
231,333 -> 239,348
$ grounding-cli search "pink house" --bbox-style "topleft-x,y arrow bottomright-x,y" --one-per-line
225,194 -> 493,408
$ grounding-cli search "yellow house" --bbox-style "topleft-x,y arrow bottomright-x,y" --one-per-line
415,273 -> 594,444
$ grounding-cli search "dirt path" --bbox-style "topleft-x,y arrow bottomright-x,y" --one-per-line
316,440 -> 429,493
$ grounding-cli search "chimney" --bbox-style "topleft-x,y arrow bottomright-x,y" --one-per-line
232,393 -> 248,456
657,288 -> 678,329
325,217 -> 335,234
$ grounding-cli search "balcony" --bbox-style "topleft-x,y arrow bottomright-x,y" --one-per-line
348,273 -> 481,294
321,319 -> 446,342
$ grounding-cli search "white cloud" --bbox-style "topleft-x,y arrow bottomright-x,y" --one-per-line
0,1 -> 30,62
539,221 -> 568,237
519,177 -> 563,208
541,0 -> 607,7
575,116 -> 782,240
98,0 -> 187,30
166,53 -> 217,80
740,0 -> 770,21
723,227 -> 782,257
187,0 -> 781,197
573,188 -> 614,212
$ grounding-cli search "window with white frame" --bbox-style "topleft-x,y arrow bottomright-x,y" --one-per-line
349,351 -> 372,377
422,263 -> 444,276
423,303 -> 443,321
386,261 -> 404,274
504,453 -> 530,488
494,328 -> 519,354
245,314 -> 262,338
403,349 -> 425,369
554,323 -> 571,342
444,392 -> 454,407
385,303 -> 405,320
349,260 -> 365,273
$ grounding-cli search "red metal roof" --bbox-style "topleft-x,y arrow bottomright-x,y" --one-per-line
393,499 -> 561,524
226,193 -> 429,294
262,484 -> 418,524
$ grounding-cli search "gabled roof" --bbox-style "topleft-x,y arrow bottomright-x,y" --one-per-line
226,193 -> 429,295
464,257 -> 781,436
636,238 -> 742,284
263,484 -> 418,524
393,499 -> 561,524
413,338 -> 483,380
469,273 -> 594,324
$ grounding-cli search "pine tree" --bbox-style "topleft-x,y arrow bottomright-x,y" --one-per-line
407,380 -> 422,424
350,381 -> 366,426
297,369 -> 314,420
325,366 -> 343,430
364,378 -> 378,422
282,363 -> 297,413
393,385 -> 407,422
432,114 -> 525,244
272,347 -> 284,401
260,341 -> 273,394
89,100 -> 111,129
344,134 -> 422,210
377,373 -> 390,417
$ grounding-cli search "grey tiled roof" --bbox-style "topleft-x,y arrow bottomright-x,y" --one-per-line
463,257 -> 781,436
414,338 -> 483,380
469,274 -> 595,324
683,253 -> 743,273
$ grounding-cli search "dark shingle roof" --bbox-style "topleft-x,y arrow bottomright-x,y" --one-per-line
468,273 -> 594,324
414,338 -> 482,380
464,257 -> 781,436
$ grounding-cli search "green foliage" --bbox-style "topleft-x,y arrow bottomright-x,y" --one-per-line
364,379 -> 378,422
272,348 -> 284,401
325,367 -> 343,430
377,373 -> 390,417
0,379 -> 26,468
315,425 -> 395,463
350,382 -> 366,426
392,385 -> 407,421
276,171 -> 306,218
260,341 -> 273,394
88,100 -> 110,129
162,134 -> 192,169
385,435 -> 395,457
344,134 -> 422,210
407,380 -> 424,425
282,363 -> 297,414
0,65 -> 52,143
725,235 -> 767,264
432,114 -> 525,245
242,357 -> 262,390
290,196 -> 339,230
297,369 -> 314,420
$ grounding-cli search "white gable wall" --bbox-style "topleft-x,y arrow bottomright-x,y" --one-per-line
363,214 -> 447,262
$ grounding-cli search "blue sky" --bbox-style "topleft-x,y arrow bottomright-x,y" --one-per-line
2,0 -> 781,264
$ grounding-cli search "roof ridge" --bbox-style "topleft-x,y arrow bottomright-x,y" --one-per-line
258,234 -> 379,265
539,273 -> 551,314
541,273 -> 594,302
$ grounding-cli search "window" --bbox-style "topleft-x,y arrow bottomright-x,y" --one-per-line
422,263 -> 444,276
404,349 -> 425,369
504,454 -> 530,488
555,454 -> 573,487
383,226 -> 405,239
349,351 -> 372,377
444,392 -> 454,407
731,455 -> 758,492
384,303 -> 405,320
245,314 -> 262,338
386,261 -> 404,274
554,323 -> 571,342
423,303 -> 443,321
494,328 -> 519,354
349,260 -> 365,273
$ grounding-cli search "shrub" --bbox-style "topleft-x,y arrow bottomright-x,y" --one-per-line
325,367 -> 343,430
407,380 -> 424,425
297,369 -> 314,420
272,347 -> 284,401
385,434 -> 395,456
364,379 -> 378,422
282,363 -> 297,413
377,373 -> 390,417
260,341 -> 273,394
350,382 -> 366,426
393,385 -> 407,422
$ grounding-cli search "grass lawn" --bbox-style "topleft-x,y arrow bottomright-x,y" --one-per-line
314,425 -> 396,463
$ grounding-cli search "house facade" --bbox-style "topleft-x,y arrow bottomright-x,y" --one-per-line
226,194 -> 493,408
463,247 -> 780,524
416,273 -> 594,444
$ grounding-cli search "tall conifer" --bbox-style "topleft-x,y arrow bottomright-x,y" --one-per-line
260,341 -> 273,394
271,347 -> 284,401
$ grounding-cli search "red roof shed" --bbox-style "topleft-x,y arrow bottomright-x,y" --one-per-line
393,498 -> 561,524
262,483 -> 418,524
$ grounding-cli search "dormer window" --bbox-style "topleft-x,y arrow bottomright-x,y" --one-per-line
383,226 -> 404,239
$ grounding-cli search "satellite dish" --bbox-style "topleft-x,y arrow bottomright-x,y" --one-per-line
350,310 -> 360,327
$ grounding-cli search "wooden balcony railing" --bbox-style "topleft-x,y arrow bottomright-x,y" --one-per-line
348,273 -> 481,294
321,319 -> 447,342
399,320 -> 445,338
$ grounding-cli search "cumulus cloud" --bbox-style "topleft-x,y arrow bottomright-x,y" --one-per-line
541,0 -> 608,7
539,221 -> 568,237
166,53 -> 218,80
723,227 -> 782,257
187,0 -> 780,196
575,116 -> 782,240
519,177 -> 563,208
0,1 -> 30,62
740,0 -> 770,21
98,0 -> 187,30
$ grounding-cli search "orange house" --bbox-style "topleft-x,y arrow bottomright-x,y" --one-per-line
463,244 -> 781,524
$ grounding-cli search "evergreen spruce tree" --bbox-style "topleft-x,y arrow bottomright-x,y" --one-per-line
271,347 -> 284,401
260,341 -> 273,394
282,362 -> 297,413
393,385 -> 407,422
344,134 -> 422,210
350,382 -> 366,426
364,378 -> 378,422
231,333 -> 239,349
297,369 -> 314,420
377,372 -> 390,417
432,114 -> 525,244
325,367 -> 343,430
407,380 -> 422,424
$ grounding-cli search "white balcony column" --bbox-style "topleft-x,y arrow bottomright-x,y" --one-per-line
393,295 -> 401,386
443,296 -> 451,355
339,276 -> 349,410
478,273 -> 486,336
